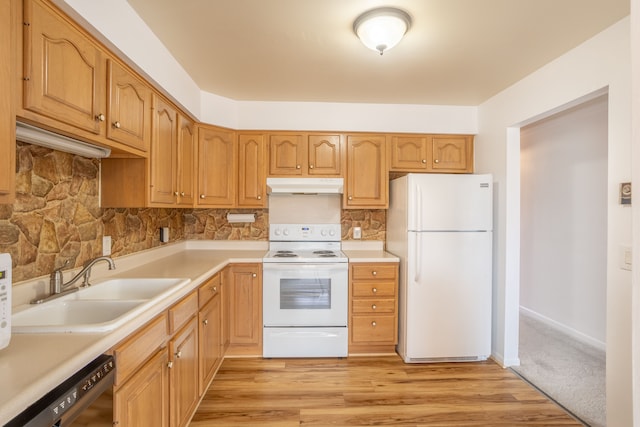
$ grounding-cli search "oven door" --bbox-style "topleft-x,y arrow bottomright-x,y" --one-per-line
263,263 -> 348,327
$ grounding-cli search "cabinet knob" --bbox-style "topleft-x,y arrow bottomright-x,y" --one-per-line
434,159 -> 440,163
174,191 -> 179,196
175,350 -> 182,359
372,271 -> 377,276
180,192 -> 185,196
210,285 -> 217,293
167,361 -> 173,369
200,194 -> 205,199
309,164 -> 314,169
252,273 -> 257,278
372,287 -> 377,293
372,304 -> 377,310
257,195 -> 262,200
96,113 -> 105,122
113,121 -> 121,129
421,159 -> 427,164
203,319 -> 208,326
296,165 -> 301,169
371,321 -> 377,327
348,196 -> 353,200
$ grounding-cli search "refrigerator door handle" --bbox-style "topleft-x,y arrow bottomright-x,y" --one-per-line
415,182 -> 422,232
414,233 -> 422,283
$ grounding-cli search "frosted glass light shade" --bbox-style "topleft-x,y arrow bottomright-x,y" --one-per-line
353,7 -> 411,55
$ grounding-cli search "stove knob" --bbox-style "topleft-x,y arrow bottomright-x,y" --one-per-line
329,230 -> 336,236
320,230 -> 327,236
283,229 -> 289,236
274,229 -> 281,236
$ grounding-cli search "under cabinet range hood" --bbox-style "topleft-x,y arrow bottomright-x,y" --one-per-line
15,122 -> 111,158
266,177 -> 344,194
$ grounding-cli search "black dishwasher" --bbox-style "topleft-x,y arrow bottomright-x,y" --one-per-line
4,354 -> 115,427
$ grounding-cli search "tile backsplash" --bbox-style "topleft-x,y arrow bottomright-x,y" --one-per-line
1,143 -> 385,283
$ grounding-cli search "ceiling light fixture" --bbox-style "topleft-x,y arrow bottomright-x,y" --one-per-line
353,7 -> 411,56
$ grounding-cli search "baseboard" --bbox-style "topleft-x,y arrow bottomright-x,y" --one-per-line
519,306 -> 606,352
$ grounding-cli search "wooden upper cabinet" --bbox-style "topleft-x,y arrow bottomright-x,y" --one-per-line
197,125 -> 236,207
150,95 -> 178,206
177,115 -> 196,206
389,135 -> 429,171
268,134 -> 304,175
430,135 -> 474,173
345,135 -> 388,209
237,133 -> 266,208
0,0 -> 15,204
23,0 -> 105,134
307,134 -> 342,175
269,133 -> 342,176
107,59 -> 151,152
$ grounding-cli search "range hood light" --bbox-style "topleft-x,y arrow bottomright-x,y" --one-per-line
16,122 -> 111,158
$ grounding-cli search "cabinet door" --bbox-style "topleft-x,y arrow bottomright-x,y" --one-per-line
199,293 -> 221,394
23,0 -> 105,134
197,126 -> 236,207
169,317 -> 199,427
177,115 -> 196,206
269,134 -> 304,175
431,135 -> 474,173
114,348 -> 169,427
345,135 -> 388,208
237,134 -> 266,208
150,95 -> 178,205
389,135 -> 429,171
0,0 -> 15,203
106,59 -> 151,152
227,264 -> 262,355
308,134 -> 342,176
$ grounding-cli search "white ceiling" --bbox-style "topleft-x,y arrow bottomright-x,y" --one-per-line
126,0 -> 629,106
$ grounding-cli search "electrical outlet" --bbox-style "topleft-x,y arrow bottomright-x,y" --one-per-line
102,236 -> 112,256
160,227 -> 170,243
353,227 -> 362,239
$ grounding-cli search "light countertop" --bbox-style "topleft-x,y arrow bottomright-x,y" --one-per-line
0,240 -> 397,423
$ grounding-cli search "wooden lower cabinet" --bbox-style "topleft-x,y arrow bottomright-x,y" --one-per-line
349,263 -> 399,354
226,263 -> 262,356
198,274 -> 223,394
169,316 -> 199,427
114,348 -> 169,427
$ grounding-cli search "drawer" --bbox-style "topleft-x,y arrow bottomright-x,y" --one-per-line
351,264 -> 397,280
198,274 -> 220,308
169,291 -> 198,335
352,298 -> 395,314
352,281 -> 396,297
114,313 -> 167,386
351,315 -> 397,344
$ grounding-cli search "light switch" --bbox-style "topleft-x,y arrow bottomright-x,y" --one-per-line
353,227 -> 362,239
102,236 -> 111,256
621,245 -> 632,271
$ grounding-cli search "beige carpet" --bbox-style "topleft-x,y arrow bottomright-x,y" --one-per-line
511,313 -> 606,427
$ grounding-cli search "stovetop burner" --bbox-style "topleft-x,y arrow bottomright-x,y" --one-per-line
273,253 -> 298,258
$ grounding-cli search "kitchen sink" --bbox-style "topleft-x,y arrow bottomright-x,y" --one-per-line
74,278 -> 188,300
12,277 -> 191,334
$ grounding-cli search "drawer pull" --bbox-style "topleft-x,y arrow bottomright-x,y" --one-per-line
209,285 -> 217,293
372,271 -> 377,276
371,321 -> 377,327
372,287 -> 377,294
203,319 -> 208,326
372,304 -> 377,310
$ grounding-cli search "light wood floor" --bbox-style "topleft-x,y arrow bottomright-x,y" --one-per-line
190,355 -> 582,426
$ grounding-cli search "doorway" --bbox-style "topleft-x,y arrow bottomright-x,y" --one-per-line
514,95 -> 608,426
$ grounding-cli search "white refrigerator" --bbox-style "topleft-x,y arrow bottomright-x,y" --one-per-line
387,173 -> 493,363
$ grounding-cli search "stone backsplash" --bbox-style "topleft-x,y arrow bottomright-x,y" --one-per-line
2,143 -> 386,283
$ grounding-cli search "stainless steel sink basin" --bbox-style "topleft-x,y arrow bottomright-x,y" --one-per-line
12,300 -> 144,333
74,278 -> 188,300
12,277 -> 191,334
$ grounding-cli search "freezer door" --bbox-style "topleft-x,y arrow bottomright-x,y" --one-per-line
404,231 -> 492,361
407,174 -> 493,232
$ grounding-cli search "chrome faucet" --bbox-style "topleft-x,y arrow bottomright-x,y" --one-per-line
50,256 -> 116,294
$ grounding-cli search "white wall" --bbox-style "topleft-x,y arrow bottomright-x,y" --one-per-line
477,17 -> 632,426
520,95 -> 608,348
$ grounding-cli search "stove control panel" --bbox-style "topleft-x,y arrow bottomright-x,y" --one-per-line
270,224 -> 341,241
